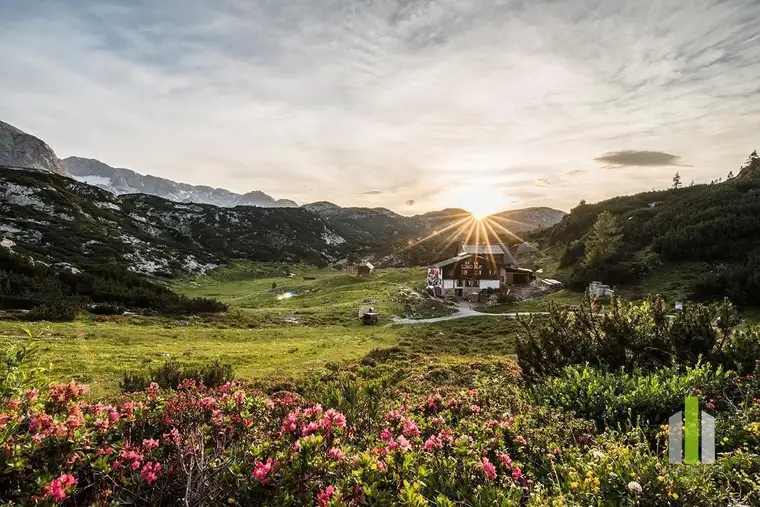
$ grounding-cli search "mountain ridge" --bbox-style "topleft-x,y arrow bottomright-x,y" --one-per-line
0,120 -> 69,176
62,156 -> 299,208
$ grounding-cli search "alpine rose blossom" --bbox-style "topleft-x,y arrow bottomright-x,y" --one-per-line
481,457 -> 497,481
252,458 -> 278,485
317,485 -> 337,507
42,474 -> 78,502
328,447 -> 347,461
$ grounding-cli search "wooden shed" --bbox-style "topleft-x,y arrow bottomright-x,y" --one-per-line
357,261 -> 374,276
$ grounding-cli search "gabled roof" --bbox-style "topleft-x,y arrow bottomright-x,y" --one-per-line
458,243 -> 506,255
432,256 -> 465,268
458,243 -> 516,265
432,253 -> 500,269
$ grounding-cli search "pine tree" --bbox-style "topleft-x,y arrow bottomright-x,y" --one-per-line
672,172 -> 681,189
583,211 -> 622,268
727,171 -> 734,179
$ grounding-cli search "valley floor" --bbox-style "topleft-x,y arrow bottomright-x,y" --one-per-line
0,263 -> 523,395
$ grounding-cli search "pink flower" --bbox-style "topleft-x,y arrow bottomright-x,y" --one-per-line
321,409 -> 346,430
511,466 -> 523,481
424,435 -> 442,452
470,404 -> 481,414
301,421 -> 320,437
328,447 -> 347,461
142,382 -> 160,401
281,412 -> 299,434
481,457 -> 497,481
317,485 -> 337,507
24,388 -> 40,401
426,393 -> 442,412
142,438 -> 160,451
233,390 -> 246,405
706,401 -> 715,410
304,404 -> 323,417
380,427 -> 394,442
402,418 -> 420,437
514,435 -> 527,445
140,462 -> 163,484
397,435 -> 412,452
42,473 -> 78,502
497,453 -> 513,468
377,460 -> 388,471
438,428 -> 455,444
7,399 -> 20,410
162,428 -> 181,447
252,458 -> 278,485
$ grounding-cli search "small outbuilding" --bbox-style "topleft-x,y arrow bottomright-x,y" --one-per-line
357,261 -> 375,276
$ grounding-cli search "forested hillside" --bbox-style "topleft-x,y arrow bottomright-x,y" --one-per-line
537,151 -> 760,304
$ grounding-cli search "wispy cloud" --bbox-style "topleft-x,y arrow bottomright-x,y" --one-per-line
362,190 -> 384,195
594,151 -> 688,168
1,0 -> 759,212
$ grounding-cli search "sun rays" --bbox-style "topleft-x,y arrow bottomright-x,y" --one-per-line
387,210 -> 531,263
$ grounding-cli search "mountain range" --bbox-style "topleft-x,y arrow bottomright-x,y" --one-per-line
0,119 -> 566,278
62,156 -> 299,208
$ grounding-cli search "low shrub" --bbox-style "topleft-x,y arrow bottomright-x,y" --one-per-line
89,303 -> 126,315
516,295 -> 742,381
26,301 -> 78,322
532,362 -> 733,431
532,428 -> 760,506
1,349 -> 759,506
121,359 -> 234,392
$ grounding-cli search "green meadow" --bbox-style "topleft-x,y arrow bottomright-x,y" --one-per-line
0,263 -> 526,395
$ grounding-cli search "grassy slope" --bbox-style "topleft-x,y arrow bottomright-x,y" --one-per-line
0,263 -> 522,395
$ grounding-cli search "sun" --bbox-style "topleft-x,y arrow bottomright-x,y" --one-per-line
446,186 -> 508,220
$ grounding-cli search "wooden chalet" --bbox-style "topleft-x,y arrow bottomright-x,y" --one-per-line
426,242 -> 533,298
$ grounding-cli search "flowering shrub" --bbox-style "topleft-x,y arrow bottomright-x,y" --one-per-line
0,364 -> 590,506
1,345 -> 759,506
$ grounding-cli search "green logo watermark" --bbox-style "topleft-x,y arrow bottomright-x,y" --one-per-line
669,396 -> 715,464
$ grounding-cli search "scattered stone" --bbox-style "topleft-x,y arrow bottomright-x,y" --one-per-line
363,298 -> 377,304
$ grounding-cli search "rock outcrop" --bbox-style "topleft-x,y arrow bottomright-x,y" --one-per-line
0,121 -> 69,176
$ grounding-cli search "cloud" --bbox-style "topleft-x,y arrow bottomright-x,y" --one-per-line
535,178 -> 552,186
362,190 -> 384,195
567,169 -> 586,176
405,199 -> 416,206
593,151 -> 688,168
1,0 -> 759,212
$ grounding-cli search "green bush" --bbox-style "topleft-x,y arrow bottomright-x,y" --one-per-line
516,295 -> 740,381
89,303 -> 126,315
121,359 -> 234,392
26,301 -> 78,322
532,362 -> 732,431
0,337 -> 46,403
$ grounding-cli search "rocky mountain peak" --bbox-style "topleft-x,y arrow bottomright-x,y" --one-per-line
0,121 -> 69,176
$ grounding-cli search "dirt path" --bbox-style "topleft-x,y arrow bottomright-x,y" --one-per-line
391,301 -> 549,324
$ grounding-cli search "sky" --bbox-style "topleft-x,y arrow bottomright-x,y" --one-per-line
1,0 -> 759,214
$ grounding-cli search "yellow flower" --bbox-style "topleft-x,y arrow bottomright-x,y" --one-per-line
669,492 -> 679,500
570,482 -> 579,489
